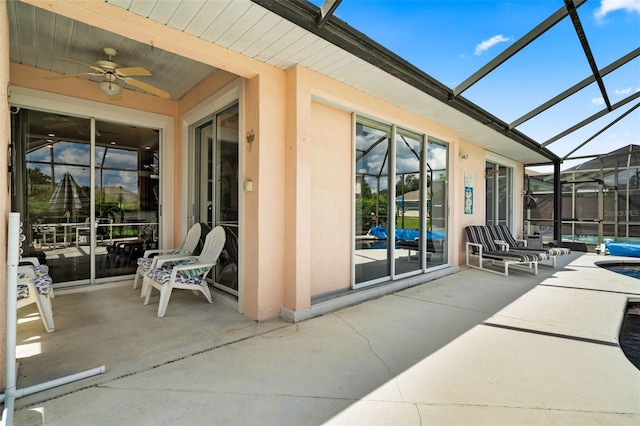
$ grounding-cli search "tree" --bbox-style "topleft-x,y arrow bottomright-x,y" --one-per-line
28,168 -> 52,185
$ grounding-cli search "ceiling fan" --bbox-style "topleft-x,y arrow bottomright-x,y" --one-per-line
48,47 -> 170,101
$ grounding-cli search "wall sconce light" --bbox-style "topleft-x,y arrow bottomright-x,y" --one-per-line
460,154 -> 469,160
246,130 -> 255,152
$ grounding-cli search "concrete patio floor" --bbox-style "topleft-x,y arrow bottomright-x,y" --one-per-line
7,251 -> 640,425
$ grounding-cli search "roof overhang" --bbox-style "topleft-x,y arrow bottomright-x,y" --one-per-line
251,0 -> 560,165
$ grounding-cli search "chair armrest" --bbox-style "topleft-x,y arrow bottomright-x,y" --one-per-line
515,238 -> 527,247
172,263 -> 215,279
173,263 -> 215,272
155,255 -> 197,268
20,257 -> 41,266
143,248 -> 179,258
149,253 -> 196,268
493,240 -> 509,251
466,241 -> 483,255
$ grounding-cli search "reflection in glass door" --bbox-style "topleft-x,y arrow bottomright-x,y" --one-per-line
191,104 -> 239,297
395,129 -> 422,276
354,117 -> 449,288
94,120 -> 160,279
355,119 -> 391,285
13,109 -> 160,285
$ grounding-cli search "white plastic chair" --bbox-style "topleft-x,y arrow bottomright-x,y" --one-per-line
143,226 -> 226,317
17,257 -> 55,332
133,223 -> 203,293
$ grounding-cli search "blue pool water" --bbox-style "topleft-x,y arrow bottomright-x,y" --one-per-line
607,265 -> 640,279
597,261 -> 640,280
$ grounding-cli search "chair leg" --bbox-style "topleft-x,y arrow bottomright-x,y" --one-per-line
140,272 -> 150,298
34,293 -> 55,333
133,266 -> 142,290
157,284 -> 173,318
198,283 -> 213,304
143,276 -> 154,305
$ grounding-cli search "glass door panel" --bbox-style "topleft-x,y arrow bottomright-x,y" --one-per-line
427,138 -> 448,267
191,103 -> 239,297
395,129 -> 422,275
95,120 -> 160,278
213,104 -> 239,295
21,110 -> 92,283
486,160 -> 512,227
355,120 -> 391,286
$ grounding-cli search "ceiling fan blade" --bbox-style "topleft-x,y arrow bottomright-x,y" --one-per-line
115,67 -> 152,77
123,77 -> 170,99
109,94 -> 122,102
45,72 -> 102,80
54,56 -> 105,73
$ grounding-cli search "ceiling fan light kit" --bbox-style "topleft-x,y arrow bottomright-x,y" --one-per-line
49,47 -> 170,100
99,80 -> 122,96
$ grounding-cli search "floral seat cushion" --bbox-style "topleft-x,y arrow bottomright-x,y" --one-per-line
137,257 -> 153,268
17,275 -> 53,300
137,249 -> 190,268
146,267 -> 207,285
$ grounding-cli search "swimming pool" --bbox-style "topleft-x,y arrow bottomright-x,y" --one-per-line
621,303 -> 640,370
596,262 -> 640,370
596,261 -> 640,280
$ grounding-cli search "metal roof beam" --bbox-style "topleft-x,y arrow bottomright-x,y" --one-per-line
510,47 -> 640,128
316,0 -> 341,28
562,102 -> 640,160
564,0 -> 612,111
542,91 -> 640,147
453,0 -> 586,97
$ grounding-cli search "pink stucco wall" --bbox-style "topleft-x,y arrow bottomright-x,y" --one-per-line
310,101 -> 353,296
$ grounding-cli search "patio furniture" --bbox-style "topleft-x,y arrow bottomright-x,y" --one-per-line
17,257 -> 55,332
143,226 -> 226,317
487,225 -> 571,268
76,217 -> 113,247
133,223 -> 203,294
396,237 -> 443,262
33,223 -> 57,249
465,225 -> 549,277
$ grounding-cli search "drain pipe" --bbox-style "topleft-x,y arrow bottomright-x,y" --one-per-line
1,213 -> 106,425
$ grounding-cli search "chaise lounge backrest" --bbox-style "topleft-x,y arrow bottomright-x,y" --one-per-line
488,225 -> 520,248
465,226 -> 500,253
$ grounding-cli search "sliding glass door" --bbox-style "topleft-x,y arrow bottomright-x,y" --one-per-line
190,103 -> 239,297
12,108 -> 160,285
354,117 -> 448,289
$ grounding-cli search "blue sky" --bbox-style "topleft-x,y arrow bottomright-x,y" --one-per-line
310,0 -> 640,170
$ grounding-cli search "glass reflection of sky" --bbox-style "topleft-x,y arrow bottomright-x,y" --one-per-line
27,140 -> 140,193
396,133 -> 421,174
358,125 -> 448,192
102,170 -> 138,195
26,143 -> 52,162
357,125 -> 390,192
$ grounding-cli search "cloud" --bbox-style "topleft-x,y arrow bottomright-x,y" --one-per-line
591,97 -> 605,106
615,87 -> 633,96
474,35 -> 512,56
595,0 -> 640,19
